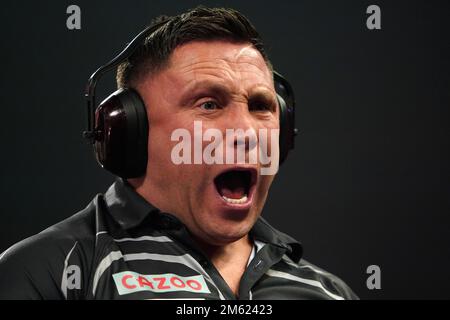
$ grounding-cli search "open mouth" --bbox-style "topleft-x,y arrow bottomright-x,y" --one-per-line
213,168 -> 257,205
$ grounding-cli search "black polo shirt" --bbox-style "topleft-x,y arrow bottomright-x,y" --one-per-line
0,178 -> 358,300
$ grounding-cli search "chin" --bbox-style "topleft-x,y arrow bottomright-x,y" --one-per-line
195,211 -> 258,246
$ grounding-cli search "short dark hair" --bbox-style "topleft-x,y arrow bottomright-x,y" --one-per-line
116,6 -> 272,88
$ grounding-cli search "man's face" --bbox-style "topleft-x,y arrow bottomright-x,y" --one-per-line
135,41 -> 279,246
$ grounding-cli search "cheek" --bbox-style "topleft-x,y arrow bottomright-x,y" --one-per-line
147,127 -> 172,165
148,114 -> 192,159
258,174 -> 275,191
256,119 -> 280,153
147,119 -> 211,185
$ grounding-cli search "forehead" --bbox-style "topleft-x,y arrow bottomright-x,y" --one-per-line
164,41 -> 273,88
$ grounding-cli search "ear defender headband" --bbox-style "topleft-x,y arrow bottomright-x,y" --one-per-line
83,19 -> 297,178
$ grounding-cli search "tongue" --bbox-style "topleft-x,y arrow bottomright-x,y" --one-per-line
220,186 -> 246,199
216,172 -> 247,199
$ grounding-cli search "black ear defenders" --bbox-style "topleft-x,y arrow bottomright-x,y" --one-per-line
83,20 -> 297,178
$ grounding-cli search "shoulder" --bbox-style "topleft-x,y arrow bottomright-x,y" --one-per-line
0,197 -> 100,299
252,218 -> 358,299
275,255 -> 359,300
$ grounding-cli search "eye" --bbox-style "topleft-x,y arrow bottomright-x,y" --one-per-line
249,99 -> 273,112
200,101 -> 220,111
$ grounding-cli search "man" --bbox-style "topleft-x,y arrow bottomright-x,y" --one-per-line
0,7 -> 357,300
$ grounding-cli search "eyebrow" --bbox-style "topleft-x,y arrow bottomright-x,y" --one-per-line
178,80 -> 230,106
248,91 -> 278,112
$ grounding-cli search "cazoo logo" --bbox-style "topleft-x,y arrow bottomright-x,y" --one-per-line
112,271 -> 211,295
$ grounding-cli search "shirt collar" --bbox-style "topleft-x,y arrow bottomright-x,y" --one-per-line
250,216 -> 303,263
104,178 -> 303,262
104,178 -> 159,230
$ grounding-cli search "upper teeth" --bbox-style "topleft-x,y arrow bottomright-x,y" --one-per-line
222,195 -> 248,204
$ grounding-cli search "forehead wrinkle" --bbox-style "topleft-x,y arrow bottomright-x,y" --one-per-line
170,43 -> 271,79
175,60 -> 273,96
177,62 -> 236,84
176,58 -> 270,80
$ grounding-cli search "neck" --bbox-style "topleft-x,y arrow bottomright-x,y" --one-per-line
194,234 -> 253,296
195,234 -> 253,264
127,176 -> 175,214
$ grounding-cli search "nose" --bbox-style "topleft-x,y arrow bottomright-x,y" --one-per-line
224,103 -> 259,158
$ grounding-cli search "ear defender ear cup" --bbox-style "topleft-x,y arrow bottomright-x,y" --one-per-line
277,94 -> 290,164
94,88 -> 148,178
274,71 -> 297,165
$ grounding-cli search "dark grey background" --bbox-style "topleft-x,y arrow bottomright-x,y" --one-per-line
0,0 -> 449,299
